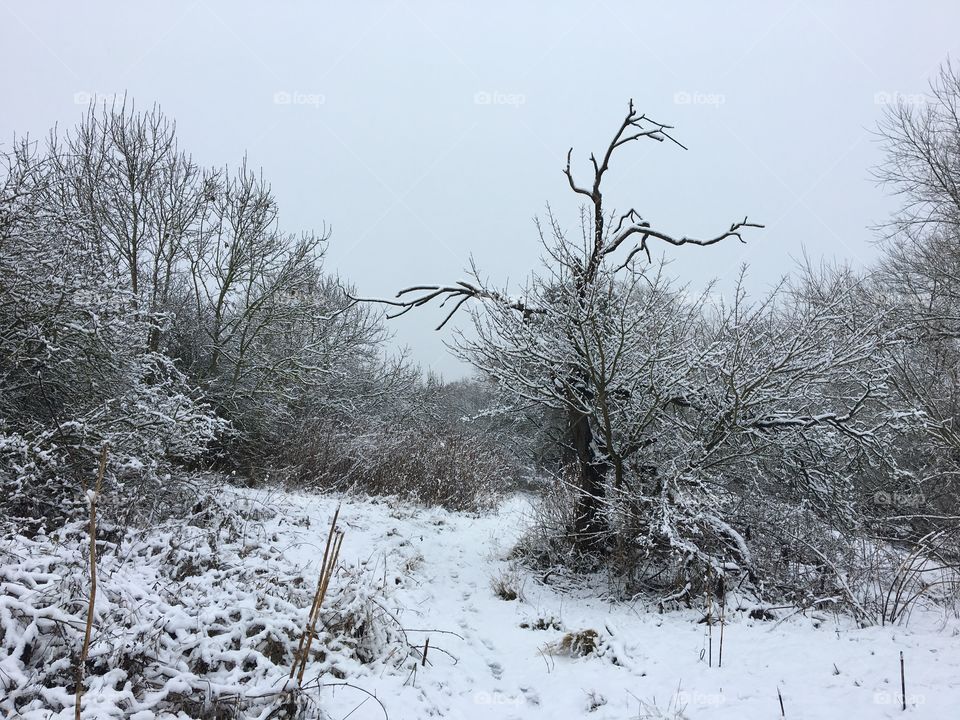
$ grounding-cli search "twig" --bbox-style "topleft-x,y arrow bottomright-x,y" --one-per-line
719,584 -> 726,668
706,566 -> 713,668
402,628 -> 465,640
900,651 -> 906,711
404,662 -> 418,688
320,682 -> 389,720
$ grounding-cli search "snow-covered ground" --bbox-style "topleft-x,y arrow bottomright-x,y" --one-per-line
268,491 -> 960,720
3,489 -> 959,719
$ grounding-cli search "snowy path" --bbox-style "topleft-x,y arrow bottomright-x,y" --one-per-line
264,491 -> 960,720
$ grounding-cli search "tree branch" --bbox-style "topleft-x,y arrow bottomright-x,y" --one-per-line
352,281 -> 543,331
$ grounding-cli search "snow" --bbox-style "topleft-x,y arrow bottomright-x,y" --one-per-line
3,489 -> 959,719
266,491 -> 960,720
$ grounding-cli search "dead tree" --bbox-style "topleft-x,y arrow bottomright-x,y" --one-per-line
365,101 -> 762,551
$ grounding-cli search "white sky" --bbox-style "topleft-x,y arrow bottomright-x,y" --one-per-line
2,2 -> 958,378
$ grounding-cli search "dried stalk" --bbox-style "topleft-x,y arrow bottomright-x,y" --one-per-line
290,505 -> 344,685
298,531 -> 344,683
75,443 -> 108,720
290,505 -> 340,680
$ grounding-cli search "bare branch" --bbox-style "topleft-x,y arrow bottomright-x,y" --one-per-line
610,217 -> 765,271
352,282 -> 543,331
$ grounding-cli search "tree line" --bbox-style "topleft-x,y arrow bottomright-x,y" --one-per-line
0,98 -> 517,532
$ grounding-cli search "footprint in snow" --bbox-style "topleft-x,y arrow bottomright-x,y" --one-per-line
488,660 -> 504,679
521,687 -> 541,706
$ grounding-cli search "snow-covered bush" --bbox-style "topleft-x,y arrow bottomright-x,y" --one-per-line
0,490 -> 409,719
501,257 -> 911,606
290,376 -> 520,512
297,421 -> 507,512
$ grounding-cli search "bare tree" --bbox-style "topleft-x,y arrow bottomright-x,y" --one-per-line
172,159 -> 397,453
47,98 -> 216,352
873,60 -> 960,519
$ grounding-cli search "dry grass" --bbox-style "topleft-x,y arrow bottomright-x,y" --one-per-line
491,568 -> 525,601
544,628 -> 599,657
519,613 -> 563,631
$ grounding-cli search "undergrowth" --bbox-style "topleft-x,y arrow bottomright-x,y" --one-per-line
0,487 -> 412,720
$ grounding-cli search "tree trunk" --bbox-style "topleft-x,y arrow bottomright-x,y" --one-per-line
569,408 -> 607,551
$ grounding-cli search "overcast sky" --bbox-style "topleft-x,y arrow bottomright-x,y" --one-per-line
2,2 -> 958,378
